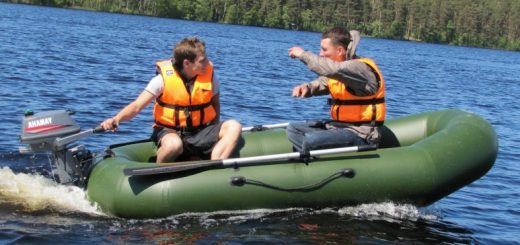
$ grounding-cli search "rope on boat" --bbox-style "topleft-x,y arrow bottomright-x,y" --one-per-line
229,168 -> 355,192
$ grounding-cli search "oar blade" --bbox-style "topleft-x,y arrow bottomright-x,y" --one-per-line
124,160 -> 222,176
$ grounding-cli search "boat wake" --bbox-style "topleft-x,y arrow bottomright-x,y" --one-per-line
336,202 -> 438,221
0,167 -> 103,216
144,203 -> 439,228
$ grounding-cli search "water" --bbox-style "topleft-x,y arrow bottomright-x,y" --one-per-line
1,2 -> 519,244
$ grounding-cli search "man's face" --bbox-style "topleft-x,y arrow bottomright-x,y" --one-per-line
319,38 -> 345,62
186,53 -> 209,75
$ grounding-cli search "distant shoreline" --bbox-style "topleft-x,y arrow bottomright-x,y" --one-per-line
4,1 -> 519,51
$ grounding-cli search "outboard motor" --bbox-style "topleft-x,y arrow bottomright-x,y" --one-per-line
19,110 -> 100,187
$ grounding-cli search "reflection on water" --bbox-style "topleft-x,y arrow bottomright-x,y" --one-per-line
100,205 -> 473,244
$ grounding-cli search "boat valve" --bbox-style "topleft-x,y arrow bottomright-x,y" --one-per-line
340,168 -> 356,178
229,176 -> 247,186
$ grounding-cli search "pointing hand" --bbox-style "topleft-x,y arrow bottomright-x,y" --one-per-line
292,84 -> 310,98
288,46 -> 304,59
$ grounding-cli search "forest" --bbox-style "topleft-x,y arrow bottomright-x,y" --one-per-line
6,0 -> 520,51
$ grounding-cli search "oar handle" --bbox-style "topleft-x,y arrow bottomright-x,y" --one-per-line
357,144 -> 377,152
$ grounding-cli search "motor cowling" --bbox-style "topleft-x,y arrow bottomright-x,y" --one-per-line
20,110 -> 81,152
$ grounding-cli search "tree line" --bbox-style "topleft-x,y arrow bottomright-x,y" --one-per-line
7,0 -> 520,51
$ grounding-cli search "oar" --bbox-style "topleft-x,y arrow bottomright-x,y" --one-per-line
123,144 -> 377,176
242,122 -> 289,132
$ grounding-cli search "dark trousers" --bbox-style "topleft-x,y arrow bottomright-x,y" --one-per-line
286,121 -> 368,152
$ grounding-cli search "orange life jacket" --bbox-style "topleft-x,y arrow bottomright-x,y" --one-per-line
327,57 -> 386,125
153,60 -> 217,130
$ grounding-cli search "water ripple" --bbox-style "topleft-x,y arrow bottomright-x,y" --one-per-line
0,2 -> 519,244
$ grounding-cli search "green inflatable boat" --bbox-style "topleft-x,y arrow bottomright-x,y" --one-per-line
83,109 -> 497,218
17,108 -> 497,218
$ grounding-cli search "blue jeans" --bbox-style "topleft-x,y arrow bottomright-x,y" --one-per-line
286,120 -> 368,152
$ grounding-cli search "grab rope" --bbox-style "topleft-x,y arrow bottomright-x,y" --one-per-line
229,168 -> 355,192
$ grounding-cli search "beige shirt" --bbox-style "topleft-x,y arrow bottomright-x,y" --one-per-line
298,51 -> 382,143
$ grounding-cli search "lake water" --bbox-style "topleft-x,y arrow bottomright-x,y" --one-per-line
1,2 -> 519,244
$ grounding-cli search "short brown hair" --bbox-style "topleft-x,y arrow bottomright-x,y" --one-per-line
322,27 -> 351,49
173,37 -> 206,68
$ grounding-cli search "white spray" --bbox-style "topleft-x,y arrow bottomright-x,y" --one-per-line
0,167 -> 103,216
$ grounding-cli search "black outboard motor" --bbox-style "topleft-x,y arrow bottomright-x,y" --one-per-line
19,110 -> 98,187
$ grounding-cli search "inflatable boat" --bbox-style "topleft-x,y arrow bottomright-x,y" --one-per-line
77,109 -> 496,218
19,109 -> 497,218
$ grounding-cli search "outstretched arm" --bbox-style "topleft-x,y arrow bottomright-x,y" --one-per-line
290,47 -> 377,95
100,90 -> 155,130
289,47 -> 329,97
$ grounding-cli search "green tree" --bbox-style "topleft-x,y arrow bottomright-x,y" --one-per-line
8,0 -> 520,51
223,4 -> 239,24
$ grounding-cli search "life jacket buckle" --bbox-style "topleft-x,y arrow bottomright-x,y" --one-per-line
183,107 -> 191,120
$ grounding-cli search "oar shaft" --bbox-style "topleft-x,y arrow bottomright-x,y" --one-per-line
310,144 -> 377,156
242,123 -> 290,132
222,152 -> 300,167
221,145 -> 374,167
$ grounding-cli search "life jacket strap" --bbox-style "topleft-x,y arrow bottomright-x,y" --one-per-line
155,99 -> 213,131
328,120 -> 384,127
327,97 -> 385,105
154,120 -> 214,133
156,99 -> 212,111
